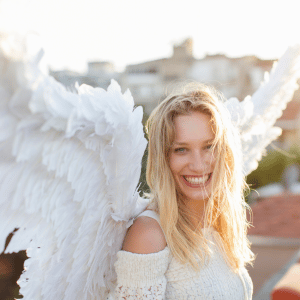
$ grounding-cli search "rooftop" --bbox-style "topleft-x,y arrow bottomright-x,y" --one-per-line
248,193 -> 300,238
277,100 -> 300,121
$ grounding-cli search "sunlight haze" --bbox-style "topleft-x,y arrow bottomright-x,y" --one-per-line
0,0 -> 299,72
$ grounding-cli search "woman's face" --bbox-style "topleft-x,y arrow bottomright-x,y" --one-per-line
169,111 -> 215,203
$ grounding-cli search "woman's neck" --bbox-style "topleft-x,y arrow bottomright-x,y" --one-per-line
184,198 -> 208,230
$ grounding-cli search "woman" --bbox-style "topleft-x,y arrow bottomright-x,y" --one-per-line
109,84 -> 255,299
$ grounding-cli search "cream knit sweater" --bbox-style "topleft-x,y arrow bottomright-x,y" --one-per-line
108,211 -> 253,299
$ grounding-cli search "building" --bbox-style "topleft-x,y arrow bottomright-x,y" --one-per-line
87,61 -> 118,89
120,38 -> 275,115
87,61 -> 115,77
50,61 -> 119,91
119,38 -> 196,114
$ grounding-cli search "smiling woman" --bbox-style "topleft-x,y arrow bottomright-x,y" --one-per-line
108,84 -> 255,299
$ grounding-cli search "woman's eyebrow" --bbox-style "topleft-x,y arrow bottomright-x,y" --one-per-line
173,142 -> 188,145
173,139 -> 214,145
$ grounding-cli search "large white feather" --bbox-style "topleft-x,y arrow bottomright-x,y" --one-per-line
0,34 -> 148,299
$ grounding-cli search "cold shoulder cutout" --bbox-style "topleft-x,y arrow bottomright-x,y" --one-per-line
122,211 -> 167,254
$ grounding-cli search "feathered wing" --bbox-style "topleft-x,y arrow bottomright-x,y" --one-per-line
0,34 -> 148,300
224,45 -> 300,176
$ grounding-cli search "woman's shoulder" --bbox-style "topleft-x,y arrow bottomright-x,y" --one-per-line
122,211 -> 167,254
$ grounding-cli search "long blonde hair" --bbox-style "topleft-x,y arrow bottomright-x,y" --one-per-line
145,83 -> 255,272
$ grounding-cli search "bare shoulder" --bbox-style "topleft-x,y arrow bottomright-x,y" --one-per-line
122,216 -> 167,254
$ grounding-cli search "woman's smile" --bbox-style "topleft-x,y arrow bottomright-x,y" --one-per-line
182,173 -> 213,187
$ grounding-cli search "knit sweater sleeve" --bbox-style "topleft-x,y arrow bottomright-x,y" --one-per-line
111,247 -> 170,300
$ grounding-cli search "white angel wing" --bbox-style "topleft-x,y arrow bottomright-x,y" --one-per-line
0,34 -> 148,300
224,45 -> 300,176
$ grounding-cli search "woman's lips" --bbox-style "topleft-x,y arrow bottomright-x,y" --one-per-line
182,173 -> 212,188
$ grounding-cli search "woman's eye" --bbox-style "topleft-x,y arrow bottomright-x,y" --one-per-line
205,144 -> 213,150
174,148 -> 186,153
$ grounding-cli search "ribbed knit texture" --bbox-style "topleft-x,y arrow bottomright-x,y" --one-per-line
115,248 -> 170,288
107,227 -> 253,299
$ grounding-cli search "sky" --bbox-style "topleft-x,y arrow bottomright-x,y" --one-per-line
0,0 -> 299,73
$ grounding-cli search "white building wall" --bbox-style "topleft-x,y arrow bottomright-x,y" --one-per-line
187,58 -> 239,84
120,73 -> 163,114
187,57 -> 240,99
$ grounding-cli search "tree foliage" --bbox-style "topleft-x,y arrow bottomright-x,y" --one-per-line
138,107 -> 150,196
246,145 -> 300,190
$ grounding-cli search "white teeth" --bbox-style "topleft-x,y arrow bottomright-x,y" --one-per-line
184,174 -> 210,184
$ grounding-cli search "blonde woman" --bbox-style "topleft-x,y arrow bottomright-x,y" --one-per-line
109,85 -> 255,299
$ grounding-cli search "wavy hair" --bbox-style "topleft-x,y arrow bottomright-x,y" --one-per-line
145,83 -> 256,272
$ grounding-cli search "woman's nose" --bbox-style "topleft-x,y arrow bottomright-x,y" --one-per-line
189,151 -> 208,173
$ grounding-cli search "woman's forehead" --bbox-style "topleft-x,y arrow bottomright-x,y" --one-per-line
173,112 -> 214,142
